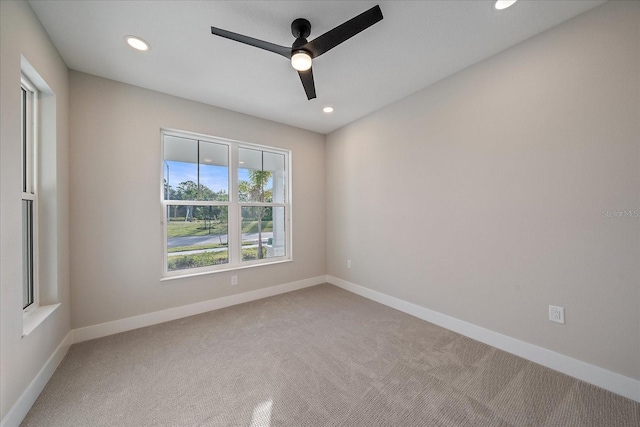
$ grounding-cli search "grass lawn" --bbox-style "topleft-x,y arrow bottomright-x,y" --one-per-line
241,220 -> 273,233
167,247 -> 267,271
167,219 -> 273,237
167,220 -> 227,238
167,243 -> 226,253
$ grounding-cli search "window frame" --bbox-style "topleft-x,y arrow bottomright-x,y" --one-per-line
21,75 -> 39,315
160,129 -> 292,279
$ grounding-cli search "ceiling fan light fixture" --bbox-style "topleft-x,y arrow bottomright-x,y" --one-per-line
494,0 -> 518,10
291,50 -> 312,71
211,5 -> 383,100
125,35 -> 150,51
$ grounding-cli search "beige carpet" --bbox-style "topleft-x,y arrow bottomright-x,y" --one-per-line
22,284 -> 639,426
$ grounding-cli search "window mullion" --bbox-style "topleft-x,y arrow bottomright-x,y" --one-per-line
197,140 -> 201,199
166,200 -> 229,207
229,144 -> 241,266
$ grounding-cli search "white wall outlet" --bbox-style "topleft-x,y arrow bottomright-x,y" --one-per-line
549,305 -> 565,324
347,259 -> 352,269
231,275 -> 238,286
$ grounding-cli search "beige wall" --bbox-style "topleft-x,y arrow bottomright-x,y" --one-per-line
326,0 -> 639,380
69,71 -> 326,329
0,0 -> 70,420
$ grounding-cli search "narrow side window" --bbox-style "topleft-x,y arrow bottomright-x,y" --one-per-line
21,76 -> 38,313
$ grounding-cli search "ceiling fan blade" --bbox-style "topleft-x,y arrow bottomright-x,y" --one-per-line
303,5 -> 383,58
298,68 -> 316,100
211,26 -> 291,58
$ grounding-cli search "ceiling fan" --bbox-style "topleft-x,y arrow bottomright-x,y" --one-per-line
210,5 -> 384,100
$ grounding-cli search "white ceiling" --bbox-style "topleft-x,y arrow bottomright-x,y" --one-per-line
28,0 -> 606,134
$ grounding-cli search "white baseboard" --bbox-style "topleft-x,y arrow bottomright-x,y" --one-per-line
327,275 -> 640,403
1,331 -> 73,427
72,275 -> 327,344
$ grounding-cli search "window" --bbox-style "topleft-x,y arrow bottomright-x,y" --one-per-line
162,130 -> 291,277
21,76 -> 38,313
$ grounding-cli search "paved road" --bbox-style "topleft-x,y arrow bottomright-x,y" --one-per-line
168,232 -> 273,248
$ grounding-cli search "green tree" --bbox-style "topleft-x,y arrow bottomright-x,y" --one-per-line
176,180 -> 198,200
164,179 -> 177,221
175,180 -> 197,221
163,179 -> 176,200
175,181 -> 229,222
238,170 -> 272,259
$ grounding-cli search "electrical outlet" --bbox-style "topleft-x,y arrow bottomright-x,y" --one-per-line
231,275 -> 238,286
347,259 -> 352,269
549,305 -> 565,324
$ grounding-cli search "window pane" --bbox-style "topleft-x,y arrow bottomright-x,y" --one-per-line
22,200 -> 34,309
164,135 -> 197,200
237,148 -> 284,203
264,151 -> 286,203
199,141 -> 229,201
22,88 -> 27,193
238,148 -> 265,202
241,206 -> 285,261
167,205 -> 228,271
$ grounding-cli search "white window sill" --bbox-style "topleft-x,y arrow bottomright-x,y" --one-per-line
160,258 -> 293,281
22,303 -> 61,337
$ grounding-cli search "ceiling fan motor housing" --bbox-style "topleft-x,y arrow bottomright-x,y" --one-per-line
291,18 -> 311,57
291,18 -> 311,39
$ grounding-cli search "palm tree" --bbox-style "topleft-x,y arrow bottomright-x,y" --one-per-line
238,170 -> 272,259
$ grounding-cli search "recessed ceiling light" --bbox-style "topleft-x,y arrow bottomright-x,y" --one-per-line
125,36 -> 150,51
323,106 -> 334,113
494,0 -> 518,10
